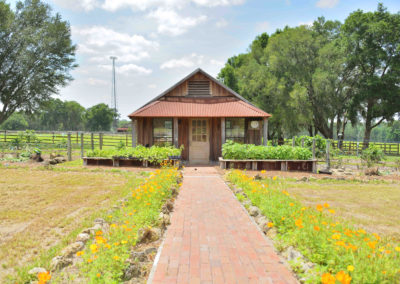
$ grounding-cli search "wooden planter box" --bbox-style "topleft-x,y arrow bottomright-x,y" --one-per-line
83,157 -> 181,168
219,157 -> 317,173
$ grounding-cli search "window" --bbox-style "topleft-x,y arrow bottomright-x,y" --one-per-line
192,119 -> 207,142
153,118 -> 173,145
225,118 -> 245,143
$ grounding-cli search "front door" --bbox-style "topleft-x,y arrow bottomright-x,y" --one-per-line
189,118 -> 209,164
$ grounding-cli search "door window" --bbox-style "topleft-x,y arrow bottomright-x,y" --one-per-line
192,119 -> 207,142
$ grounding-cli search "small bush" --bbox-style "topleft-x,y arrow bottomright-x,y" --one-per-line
361,145 -> 385,167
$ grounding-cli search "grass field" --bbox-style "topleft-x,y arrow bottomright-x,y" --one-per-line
284,178 -> 400,241
0,162 -> 144,282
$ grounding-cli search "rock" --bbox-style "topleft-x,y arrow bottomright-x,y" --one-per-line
344,172 -> 353,176
42,160 -> 50,166
159,212 -> 171,227
122,263 -> 142,281
255,215 -> 268,226
61,242 -> 85,258
171,187 -> 178,196
242,200 -> 251,207
137,227 -> 162,244
254,174 -> 262,180
50,153 -> 58,159
335,177 -> 346,181
298,176 -> 309,182
248,206 -> 260,217
283,246 -> 302,261
28,267 -> 47,276
94,218 -> 106,225
161,200 -> 174,214
365,167 -> 379,176
144,247 -> 157,255
322,177 -> 333,180
54,156 -> 66,163
50,256 -> 73,271
76,233 -> 90,243
302,262 -> 314,272
130,251 -> 147,262
232,187 -> 243,194
49,159 -> 58,165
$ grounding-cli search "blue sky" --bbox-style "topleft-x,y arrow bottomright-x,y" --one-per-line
8,0 -> 400,118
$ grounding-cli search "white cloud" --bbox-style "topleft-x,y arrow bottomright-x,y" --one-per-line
192,0 -> 245,7
255,21 -> 270,32
87,78 -> 108,86
52,0 -> 99,11
316,0 -> 339,8
101,0 -> 184,12
160,53 -> 204,69
216,19 -> 228,28
148,8 -> 207,36
100,63 -> 152,75
73,26 -> 158,63
148,84 -> 157,89
210,59 -> 224,68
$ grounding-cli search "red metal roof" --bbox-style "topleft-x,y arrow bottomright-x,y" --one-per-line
128,100 -> 271,118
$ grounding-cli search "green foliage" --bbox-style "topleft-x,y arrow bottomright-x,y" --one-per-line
0,113 -> 28,130
0,0 -> 76,125
85,103 -> 116,132
222,140 -> 312,160
294,135 -> 326,158
361,145 -> 385,167
227,170 -> 400,283
86,145 -> 182,164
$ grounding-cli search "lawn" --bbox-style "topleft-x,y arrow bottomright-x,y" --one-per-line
284,179 -> 400,240
0,163 -> 144,282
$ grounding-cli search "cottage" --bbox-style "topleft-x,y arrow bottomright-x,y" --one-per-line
128,68 -> 271,164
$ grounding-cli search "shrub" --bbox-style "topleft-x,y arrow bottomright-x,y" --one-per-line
222,140 -> 312,160
361,145 -> 385,167
295,135 -> 326,158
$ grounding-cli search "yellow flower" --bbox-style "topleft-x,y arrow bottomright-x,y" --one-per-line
336,271 -> 351,284
395,247 -> 400,252
96,273 -> 101,278
95,230 -> 103,236
121,240 -> 128,244
368,241 -> 377,250
314,226 -> 320,231
357,229 -> 366,234
316,204 -> 323,212
281,217 -> 286,221
289,203 -> 294,207
90,244 -> 98,253
295,219 -> 303,229
76,251 -> 84,257
347,265 -> 354,272
267,222 -> 274,228
261,170 -> 266,174
87,258 -> 93,263
328,209 -> 335,214
323,203 -> 330,208
273,176 -> 277,180
332,233 -> 341,240
113,255 -> 120,260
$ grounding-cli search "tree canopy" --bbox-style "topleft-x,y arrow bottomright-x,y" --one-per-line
0,0 -> 76,125
218,4 -> 400,144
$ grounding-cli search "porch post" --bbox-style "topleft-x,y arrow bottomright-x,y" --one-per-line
173,117 -> 179,148
221,117 -> 226,145
131,119 -> 137,147
263,117 -> 268,146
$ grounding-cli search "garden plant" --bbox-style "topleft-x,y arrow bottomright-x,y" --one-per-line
227,170 -> 400,283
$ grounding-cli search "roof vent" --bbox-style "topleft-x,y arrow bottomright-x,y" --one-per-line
188,80 -> 210,96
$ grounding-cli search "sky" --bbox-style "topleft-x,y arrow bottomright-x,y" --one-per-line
8,0 -> 400,119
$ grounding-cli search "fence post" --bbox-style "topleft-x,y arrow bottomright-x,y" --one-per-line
91,133 -> 94,150
67,133 -> 72,161
326,140 -> 330,170
76,132 -> 79,144
301,137 -> 304,147
4,130 -> 6,142
356,142 -> 359,156
292,137 -> 295,147
398,143 -> 399,156
312,138 -> 316,160
52,132 -> 55,144
99,133 -> 103,150
126,133 -> 128,147
80,133 -> 84,158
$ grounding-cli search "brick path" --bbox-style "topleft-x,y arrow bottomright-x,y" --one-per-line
149,167 -> 298,284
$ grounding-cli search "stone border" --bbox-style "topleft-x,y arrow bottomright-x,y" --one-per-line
224,180 -> 317,283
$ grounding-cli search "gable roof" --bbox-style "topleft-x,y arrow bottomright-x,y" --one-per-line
128,68 -> 271,118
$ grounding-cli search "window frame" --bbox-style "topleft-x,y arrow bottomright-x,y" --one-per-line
225,117 -> 245,143
152,118 -> 173,146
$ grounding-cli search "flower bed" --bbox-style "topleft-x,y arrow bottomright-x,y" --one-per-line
227,170 -> 400,283
70,168 -> 182,283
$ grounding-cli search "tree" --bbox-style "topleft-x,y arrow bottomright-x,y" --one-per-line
0,112 -> 28,130
341,4 -> 400,146
85,104 -> 116,131
0,0 -> 76,125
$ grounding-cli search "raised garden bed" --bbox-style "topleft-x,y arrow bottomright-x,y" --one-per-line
83,156 -> 181,168
219,157 -> 317,173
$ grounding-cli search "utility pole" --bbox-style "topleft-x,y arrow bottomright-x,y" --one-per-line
110,56 -> 118,131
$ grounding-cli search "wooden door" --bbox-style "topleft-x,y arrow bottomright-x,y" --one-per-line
189,118 -> 209,164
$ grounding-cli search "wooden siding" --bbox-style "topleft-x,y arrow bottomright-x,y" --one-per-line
178,118 -> 189,160
137,117 -> 153,147
165,73 -> 233,98
245,118 -> 263,145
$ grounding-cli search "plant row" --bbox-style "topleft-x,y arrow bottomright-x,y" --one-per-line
222,140 -> 312,160
72,168 -> 181,283
227,170 -> 400,283
86,145 -> 182,164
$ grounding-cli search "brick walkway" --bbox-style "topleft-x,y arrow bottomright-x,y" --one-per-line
149,167 -> 298,284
